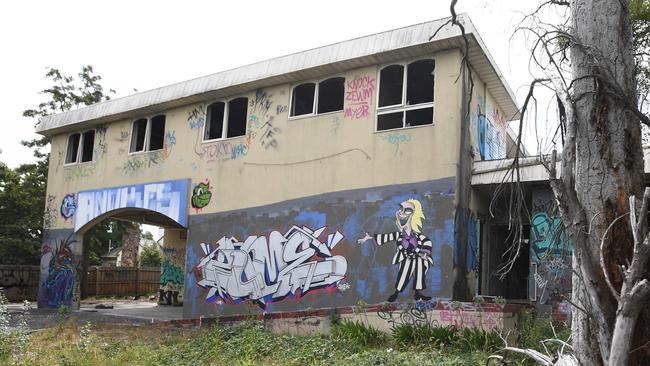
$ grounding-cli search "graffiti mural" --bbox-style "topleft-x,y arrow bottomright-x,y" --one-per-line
40,232 -> 77,308
358,199 -> 433,302
344,75 -> 375,119
470,95 -> 506,161
60,193 -> 77,220
184,177 -> 456,319
529,189 -> 573,304
75,179 -> 188,231
197,225 -> 348,308
160,247 -> 185,306
120,130 -> 177,175
191,180 -> 213,213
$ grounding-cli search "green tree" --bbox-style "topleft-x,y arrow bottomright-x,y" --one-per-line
84,219 -> 141,266
139,243 -> 162,267
0,65 -> 115,265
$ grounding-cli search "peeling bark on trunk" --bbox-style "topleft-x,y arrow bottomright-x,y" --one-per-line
568,0 -> 647,364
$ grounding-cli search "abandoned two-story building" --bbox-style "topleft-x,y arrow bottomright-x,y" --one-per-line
36,15 -> 573,329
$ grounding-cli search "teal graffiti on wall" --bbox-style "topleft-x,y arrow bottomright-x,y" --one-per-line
160,260 -> 184,286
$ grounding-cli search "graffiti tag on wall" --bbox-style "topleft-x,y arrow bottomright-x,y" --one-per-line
470,95 -> 506,161
344,75 -> 375,120
530,192 -> 573,303
60,194 -> 77,220
197,225 -> 348,308
75,179 -> 188,231
41,233 -> 77,308
191,180 -> 213,213
160,247 -> 185,306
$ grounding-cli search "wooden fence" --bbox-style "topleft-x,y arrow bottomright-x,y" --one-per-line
0,265 -> 40,302
84,266 -> 161,297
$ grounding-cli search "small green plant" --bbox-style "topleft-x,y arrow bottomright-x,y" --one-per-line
78,321 -> 93,350
57,305 -> 71,317
455,327 -> 502,353
392,323 -> 458,348
332,319 -> 388,347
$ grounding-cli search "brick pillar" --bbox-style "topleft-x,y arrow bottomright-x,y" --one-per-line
120,227 -> 140,267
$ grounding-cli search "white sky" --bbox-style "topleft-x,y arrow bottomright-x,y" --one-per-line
0,0 -> 562,169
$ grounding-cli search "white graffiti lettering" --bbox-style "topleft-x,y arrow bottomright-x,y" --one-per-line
197,225 -> 347,307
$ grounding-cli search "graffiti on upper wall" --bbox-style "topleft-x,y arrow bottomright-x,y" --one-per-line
344,75 -> 375,120
197,225 -> 348,308
43,194 -> 57,230
41,233 -> 77,308
64,163 -> 96,182
75,179 -> 188,231
188,105 -> 206,130
470,95 -> 506,161
94,124 -> 108,160
379,132 -> 412,157
121,130 -> 176,175
250,89 -> 274,118
60,193 -> 77,221
358,199 -> 433,302
188,104 -> 255,162
530,191 -> 573,304
191,180 -> 213,213
160,247 -> 185,306
259,117 -> 281,149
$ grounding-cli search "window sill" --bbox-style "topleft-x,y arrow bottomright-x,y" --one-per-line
63,160 -> 94,167
201,134 -> 246,144
127,148 -> 163,156
374,123 -> 435,134
287,109 -> 343,121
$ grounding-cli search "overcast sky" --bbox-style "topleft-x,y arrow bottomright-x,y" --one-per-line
0,0 -> 561,169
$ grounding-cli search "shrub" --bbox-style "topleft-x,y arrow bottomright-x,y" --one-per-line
391,323 -> 457,348
455,327 -> 502,353
331,319 -> 388,347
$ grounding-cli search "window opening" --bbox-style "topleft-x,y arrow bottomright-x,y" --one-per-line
80,130 -> 95,162
377,60 -> 435,131
65,133 -> 81,164
130,118 -> 147,153
227,97 -> 248,138
148,115 -> 166,151
406,59 -> 435,105
378,65 -> 404,108
204,102 -> 225,140
290,83 -> 316,117
317,77 -> 345,114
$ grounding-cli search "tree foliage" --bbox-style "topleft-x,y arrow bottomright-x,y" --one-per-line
84,219 -> 141,266
139,243 -> 162,267
0,65 -> 115,265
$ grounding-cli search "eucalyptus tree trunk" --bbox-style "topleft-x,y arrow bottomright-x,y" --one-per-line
566,0 -> 648,364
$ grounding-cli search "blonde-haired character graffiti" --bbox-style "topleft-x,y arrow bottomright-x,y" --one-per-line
358,198 -> 433,302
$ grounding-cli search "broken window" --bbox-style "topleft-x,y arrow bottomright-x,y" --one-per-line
130,118 -> 148,153
204,102 -> 225,140
378,65 -> 404,107
80,130 -> 95,162
291,83 -> 316,117
130,115 -> 166,153
65,133 -> 81,164
227,97 -> 248,138
317,77 -> 345,113
377,59 -> 435,131
148,115 -> 166,151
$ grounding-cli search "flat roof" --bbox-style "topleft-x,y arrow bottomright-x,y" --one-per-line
36,14 -> 520,136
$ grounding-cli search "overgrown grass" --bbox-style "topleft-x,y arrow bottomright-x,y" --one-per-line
0,303 -> 571,366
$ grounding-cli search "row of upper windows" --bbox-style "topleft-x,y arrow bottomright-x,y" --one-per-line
64,58 -> 436,164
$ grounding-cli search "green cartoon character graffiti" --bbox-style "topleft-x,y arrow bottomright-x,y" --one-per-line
191,181 -> 212,212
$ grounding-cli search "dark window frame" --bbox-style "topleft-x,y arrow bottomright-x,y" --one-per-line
129,114 -> 167,154
376,58 -> 435,132
64,129 -> 96,165
201,96 -> 249,142
289,76 -> 346,119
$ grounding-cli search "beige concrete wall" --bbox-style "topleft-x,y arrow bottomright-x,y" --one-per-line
44,50 -> 468,231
